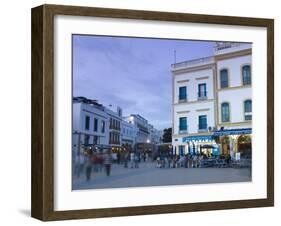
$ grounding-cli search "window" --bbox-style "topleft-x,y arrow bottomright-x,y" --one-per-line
93,136 -> 98,145
94,118 -> 98,132
101,120 -> 105,133
85,115 -> 90,130
179,117 -> 187,133
198,115 -> 207,130
179,86 -> 187,101
244,100 -> 252,120
84,135 -> 90,145
220,69 -> 229,88
221,102 -> 230,122
242,65 -> 251,85
198,83 -> 207,100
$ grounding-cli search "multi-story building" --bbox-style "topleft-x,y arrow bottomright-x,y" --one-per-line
72,97 -> 109,155
124,114 -> 150,143
121,120 -> 139,147
106,106 -> 123,152
148,124 -> 163,145
172,42 -> 252,157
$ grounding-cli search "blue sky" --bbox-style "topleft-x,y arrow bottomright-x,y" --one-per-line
73,35 -> 214,130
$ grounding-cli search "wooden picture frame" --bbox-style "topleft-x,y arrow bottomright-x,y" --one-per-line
31,4 -> 274,221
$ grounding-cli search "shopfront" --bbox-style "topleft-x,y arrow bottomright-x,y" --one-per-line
213,128 -> 252,158
181,135 -> 220,156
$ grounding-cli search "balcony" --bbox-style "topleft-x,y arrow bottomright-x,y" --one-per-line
198,124 -> 208,133
179,126 -> 188,134
197,92 -> 207,101
178,95 -> 188,103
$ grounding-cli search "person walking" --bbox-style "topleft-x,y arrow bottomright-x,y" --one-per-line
124,151 -> 129,168
104,150 -> 112,176
134,152 -> 139,168
85,150 -> 93,182
130,152 -> 135,168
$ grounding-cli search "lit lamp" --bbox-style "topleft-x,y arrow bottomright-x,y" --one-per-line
146,139 -> 150,143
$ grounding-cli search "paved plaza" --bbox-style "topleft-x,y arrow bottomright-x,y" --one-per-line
72,161 -> 251,190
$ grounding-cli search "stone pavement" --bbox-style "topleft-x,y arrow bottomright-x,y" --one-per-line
72,161 -> 251,190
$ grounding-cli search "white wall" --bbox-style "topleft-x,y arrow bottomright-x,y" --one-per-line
174,101 -> 215,134
217,55 -> 252,88
174,68 -> 214,103
218,87 -> 252,124
0,1 -> 279,226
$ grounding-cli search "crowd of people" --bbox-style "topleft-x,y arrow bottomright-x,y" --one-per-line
73,149 -> 150,182
73,148 -> 236,182
73,149 -> 113,182
155,153 -> 232,169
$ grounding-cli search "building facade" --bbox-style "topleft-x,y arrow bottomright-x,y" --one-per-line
172,42 -> 252,158
106,106 -> 123,152
124,114 -> 150,144
121,120 -> 139,147
72,97 -> 109,155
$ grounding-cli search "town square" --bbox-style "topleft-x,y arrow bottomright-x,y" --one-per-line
72,36 -> 252,190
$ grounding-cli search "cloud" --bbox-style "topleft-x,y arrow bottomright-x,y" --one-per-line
73,35 -> 213,130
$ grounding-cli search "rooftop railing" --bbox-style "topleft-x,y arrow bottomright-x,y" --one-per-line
171,56 -> 214,70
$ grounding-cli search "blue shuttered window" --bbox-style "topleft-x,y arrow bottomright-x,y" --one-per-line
198,115 -> 207,130
220,69 -> 229,88
242,65 -> 251,85
179,86 -> 187,101
179,117 -> 187,133
221,102 -> 230,122
244,100 -> 252,120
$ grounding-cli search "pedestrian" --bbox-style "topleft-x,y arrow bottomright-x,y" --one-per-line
134,152 -> 139,168
91,152 -> 99,172
130,152 -> 135,168
124,151 -> 129,168
104,150 -> 112,176
74,152 -> 85,178
85,149 -> 93,181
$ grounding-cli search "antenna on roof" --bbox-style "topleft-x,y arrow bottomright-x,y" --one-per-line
174,50 -> 177,64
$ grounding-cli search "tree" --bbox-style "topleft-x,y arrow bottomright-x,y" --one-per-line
162,128 -> 172,143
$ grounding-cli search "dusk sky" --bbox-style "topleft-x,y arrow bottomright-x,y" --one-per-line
73,35 -> 215,130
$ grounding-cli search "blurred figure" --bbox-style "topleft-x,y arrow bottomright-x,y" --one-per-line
124,150 -> 129,168
130,152 -> 135,168
85,149 -> 93,181
104,151 -> 112,176
134,152 -> 139,168
74,152 -> 85,178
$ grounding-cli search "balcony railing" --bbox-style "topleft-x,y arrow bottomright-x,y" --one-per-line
172,56 -> 214,70
178,95 -> 188,103
179,126 -> 188,134
197,92 -> 207,101
198,124 -> 208,133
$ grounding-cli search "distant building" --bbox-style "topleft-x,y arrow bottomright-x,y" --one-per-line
106,106 -> 123,152
172,42 -> 252,157
72,97 -> 109,154
124,114 -> 150,144
121,120 -> 138,147
148,124 -> 163,145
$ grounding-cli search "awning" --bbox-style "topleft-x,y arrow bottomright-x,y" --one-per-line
183,135 -> 214,142
213,128 -> 252,136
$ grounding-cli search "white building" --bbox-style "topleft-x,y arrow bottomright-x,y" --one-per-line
124,114 -> 150,143
148,124 -> 163,145
172,42 -> 252,157
121,120 -> 139,147
72,97 -> 109,155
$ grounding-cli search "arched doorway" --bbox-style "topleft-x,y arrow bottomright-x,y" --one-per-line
237,135 -> 252,158
221,136 -> 230,156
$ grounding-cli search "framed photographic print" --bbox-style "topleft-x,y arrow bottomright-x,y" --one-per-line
31,4 -> 274,221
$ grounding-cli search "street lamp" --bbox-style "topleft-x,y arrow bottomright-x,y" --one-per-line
146,139 -> 150,143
